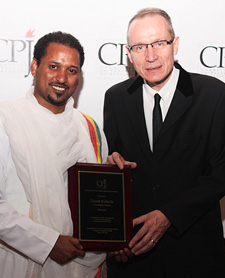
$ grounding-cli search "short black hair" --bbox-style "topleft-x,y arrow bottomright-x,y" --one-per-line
33,31 -> 85,68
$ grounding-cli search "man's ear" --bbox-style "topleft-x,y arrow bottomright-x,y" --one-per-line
30,59 -> 38,77
173,36 -> 180,56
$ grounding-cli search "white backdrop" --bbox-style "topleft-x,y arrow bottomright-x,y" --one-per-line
0,0 -> 225,235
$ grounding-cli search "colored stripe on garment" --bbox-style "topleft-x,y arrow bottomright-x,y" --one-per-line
95,263 -> 103,278
81,112 -> 104,277
81,112 -> 102,163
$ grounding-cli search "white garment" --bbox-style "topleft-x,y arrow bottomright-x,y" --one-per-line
0,87 -> 108,278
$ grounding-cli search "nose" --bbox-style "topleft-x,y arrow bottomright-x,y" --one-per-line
145,46 -> 158,62
56,69 -> 68,83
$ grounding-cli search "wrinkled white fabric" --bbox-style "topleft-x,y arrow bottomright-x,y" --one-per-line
0,87 -> 107,278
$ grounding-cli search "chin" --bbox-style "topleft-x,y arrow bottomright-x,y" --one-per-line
47,95 -> 68,106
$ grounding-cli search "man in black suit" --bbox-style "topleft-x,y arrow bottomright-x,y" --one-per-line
103,7 -> 225,278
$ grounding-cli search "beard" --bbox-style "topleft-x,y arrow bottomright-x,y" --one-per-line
47,94 -> 68,106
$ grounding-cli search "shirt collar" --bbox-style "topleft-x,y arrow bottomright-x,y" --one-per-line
143,67 -> 180,102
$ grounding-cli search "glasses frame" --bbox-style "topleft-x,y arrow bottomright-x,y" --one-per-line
128,39 -> 174,53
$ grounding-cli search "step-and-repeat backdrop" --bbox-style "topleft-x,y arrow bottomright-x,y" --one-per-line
0,0 -> 225,235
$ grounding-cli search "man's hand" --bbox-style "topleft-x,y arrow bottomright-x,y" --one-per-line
108,248 -> 133,263
107,152 -> 137,170
49,235 -> 85,265
129,210 -> 171,255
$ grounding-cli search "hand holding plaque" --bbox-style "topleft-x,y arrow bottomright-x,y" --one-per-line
68,163 -> 133,251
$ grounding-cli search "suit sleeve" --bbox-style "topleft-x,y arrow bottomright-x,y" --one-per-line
159,89 -> 225,236
103,91 -> 122,155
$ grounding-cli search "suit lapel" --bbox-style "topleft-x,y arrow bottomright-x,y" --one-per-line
156,64 -> 195,142
124,76 -> 153,161
122,64 -> 195,155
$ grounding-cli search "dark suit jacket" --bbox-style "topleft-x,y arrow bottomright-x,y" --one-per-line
103,63 -> 225,278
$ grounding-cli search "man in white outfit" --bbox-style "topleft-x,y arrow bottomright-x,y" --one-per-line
0,31 -> 107,278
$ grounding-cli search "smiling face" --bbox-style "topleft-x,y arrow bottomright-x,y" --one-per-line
31,42 -> 80,114
126,14 -> 179,91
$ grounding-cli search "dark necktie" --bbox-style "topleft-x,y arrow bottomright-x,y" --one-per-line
153,94 -> 162,143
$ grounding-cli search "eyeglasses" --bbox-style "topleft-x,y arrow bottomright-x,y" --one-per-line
128,39 -> 174,53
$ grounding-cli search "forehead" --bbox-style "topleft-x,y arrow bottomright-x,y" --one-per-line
128,14 -> 170,43
42,42 -> 80,65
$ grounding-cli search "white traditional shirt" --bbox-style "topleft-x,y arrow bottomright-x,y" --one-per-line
0,87 -> 108,278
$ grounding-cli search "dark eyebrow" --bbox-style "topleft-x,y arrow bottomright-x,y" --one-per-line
50,61 -> 79,70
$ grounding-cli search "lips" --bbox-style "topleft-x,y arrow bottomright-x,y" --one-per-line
50,83 -> 69,94
146,65 -> 162,71
52,85 -> 66,92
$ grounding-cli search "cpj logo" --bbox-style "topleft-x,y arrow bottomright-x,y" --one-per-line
0,29 -> 35,78
97,40 -> 135,79
199,43 -> 225,82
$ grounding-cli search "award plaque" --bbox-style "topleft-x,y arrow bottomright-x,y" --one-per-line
68,162 -> 133,251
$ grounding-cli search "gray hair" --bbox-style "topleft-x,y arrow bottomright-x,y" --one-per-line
127,8 -> 175,42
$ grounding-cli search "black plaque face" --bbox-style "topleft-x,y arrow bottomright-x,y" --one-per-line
68,163 -> 133,251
